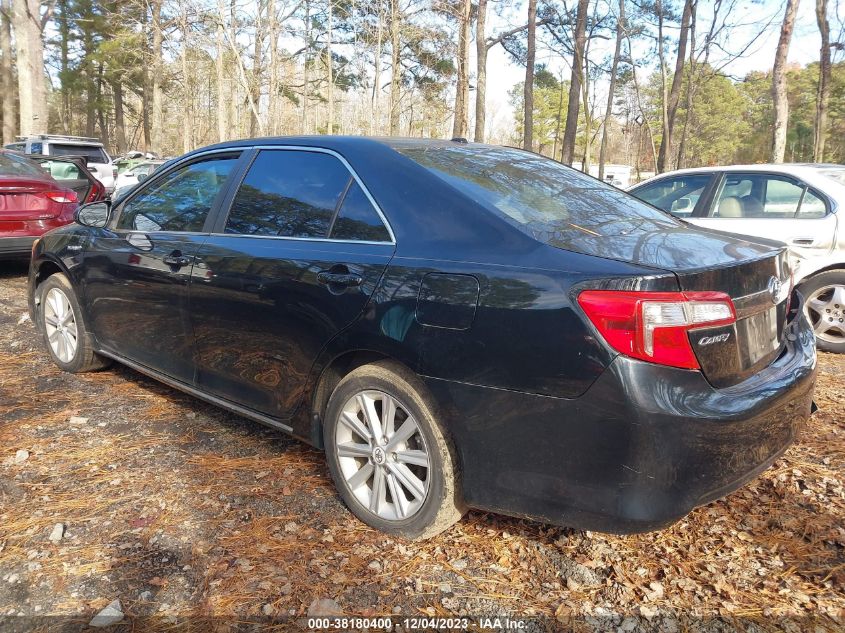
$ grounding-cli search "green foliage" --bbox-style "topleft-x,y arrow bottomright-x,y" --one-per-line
510,65 -> 569,155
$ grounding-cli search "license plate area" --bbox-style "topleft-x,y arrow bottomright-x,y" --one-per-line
738,305 -> 780,366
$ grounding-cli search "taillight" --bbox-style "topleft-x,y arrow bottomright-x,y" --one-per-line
86,179 -> 105,202
577,290 -> 736,369
44,191 -> 78,204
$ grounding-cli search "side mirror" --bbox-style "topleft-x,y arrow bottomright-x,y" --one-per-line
137,172 -> 149,183
75,201 -> 111,228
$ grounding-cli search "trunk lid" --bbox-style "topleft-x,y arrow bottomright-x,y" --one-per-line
0,179 -> 64,221
676,248 -> 791,388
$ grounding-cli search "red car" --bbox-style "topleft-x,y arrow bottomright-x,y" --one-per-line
0,150 -> 105,259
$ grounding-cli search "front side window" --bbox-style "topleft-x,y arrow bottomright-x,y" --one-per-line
710,174 -> 827,219
633,174 -> 711,216
225,150 -> 353,238
117,155 -> 238,232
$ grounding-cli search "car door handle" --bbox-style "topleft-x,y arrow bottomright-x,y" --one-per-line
163,252 -> 192,268
317,271 -> 363,286
790,237 -> 815,246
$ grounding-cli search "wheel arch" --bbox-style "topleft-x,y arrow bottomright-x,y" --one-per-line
30,257 -> 73,328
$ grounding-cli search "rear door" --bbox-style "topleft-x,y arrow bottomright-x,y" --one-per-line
188,147 -> 395,419
80,151 -> 243,383
690,172 -> 838,273
30,156 -> 99,202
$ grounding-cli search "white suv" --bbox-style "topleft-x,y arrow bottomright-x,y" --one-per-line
5,135 -> 116,193
629,164 -> 845,353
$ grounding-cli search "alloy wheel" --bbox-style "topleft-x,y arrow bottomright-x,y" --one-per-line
43,288 -> 79,363
334,390 -> 431,521
805,284 -> 845,345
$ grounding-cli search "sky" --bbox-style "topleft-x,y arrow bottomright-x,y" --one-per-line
479,0 -> 832,139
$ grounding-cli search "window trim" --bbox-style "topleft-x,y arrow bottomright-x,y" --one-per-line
109,148 -> 246,235
212,145 -> 396,245
705,171 -> 832,220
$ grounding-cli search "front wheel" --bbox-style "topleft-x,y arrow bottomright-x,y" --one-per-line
323,361 -> 465,539
38,273 -> 111,373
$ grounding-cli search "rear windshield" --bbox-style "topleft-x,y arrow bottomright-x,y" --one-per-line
0,152 -> 48,178
50,143 -> 109,164
393,145 -> 681,248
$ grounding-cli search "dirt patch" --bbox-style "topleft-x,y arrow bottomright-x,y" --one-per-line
0,262 -> 842,631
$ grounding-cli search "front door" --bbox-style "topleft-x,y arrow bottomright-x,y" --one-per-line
79,152 -> 242,383
188,148 -> 396,418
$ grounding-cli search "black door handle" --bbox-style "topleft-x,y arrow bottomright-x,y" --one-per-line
317,271 -> 363,287
163,252 -> 192,268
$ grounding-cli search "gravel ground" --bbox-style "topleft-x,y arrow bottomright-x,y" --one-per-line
0,261 -> 843,632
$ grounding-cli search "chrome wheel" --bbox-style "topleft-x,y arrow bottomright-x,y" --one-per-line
805,284 -> 845,345
334,390 -> 431,521
43,287 -> 78,363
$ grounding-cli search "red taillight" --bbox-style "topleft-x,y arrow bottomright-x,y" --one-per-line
577,290 -> 736,369
44,190 -> 78,204
86,179 -> 106,202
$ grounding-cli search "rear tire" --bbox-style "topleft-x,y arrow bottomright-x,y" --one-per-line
323,360 -> 465,540
799,270 -> 845,354
38,273 -> 111,373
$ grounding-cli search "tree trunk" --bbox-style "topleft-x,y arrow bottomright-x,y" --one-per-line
301,0 -> 310,134
522,0 -> 536,150
598,0 -> 624,180
771,0 -> 799,163
327,0 -> 334,133
57,0 -> 69,134
250,0 -> 264,137
657,0 -> 692,173
473,0 -> 487,142
12,0 -> 49,135
0,0 -> 15,144
452,0 -> 471,139
813,0 -> 830,162
268,0 -> 280,135
216,0 -> 228,141
150,0 -> 164,153
113,80 -> 127,153
181,8 -> 193,153
372,1 -> 383,134
388,0 -> 401,135
561,0 -> 588,165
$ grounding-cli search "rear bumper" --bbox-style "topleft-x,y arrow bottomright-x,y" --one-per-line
0,236 -> 37,258
424,300 -> 817,534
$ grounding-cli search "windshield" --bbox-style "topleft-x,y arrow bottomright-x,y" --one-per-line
50,143 -> 109,164
393,144 -> 681,248
0,152 -> 49,178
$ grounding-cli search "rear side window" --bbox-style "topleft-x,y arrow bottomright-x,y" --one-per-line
117,155 -> 238,232
633,174 -> 711,216
330,182 -> 391,242
393,145 -> 680,249
50,143 -> 109,164
226,150 -> 350,238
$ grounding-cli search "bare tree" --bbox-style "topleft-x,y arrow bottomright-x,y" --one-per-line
657,0 -> 693,173
452,0 -> 471,138
388,0 -> 401,134
523,0 -> 537,150
11,0 -> 49,135
598,0 -> 624,180
150,0 -> 164,153
814,0 -> 830,161
0,0 -> 14,144
473,0 -> 487,141
561,0 -> 588,165
771,0 -> 800,163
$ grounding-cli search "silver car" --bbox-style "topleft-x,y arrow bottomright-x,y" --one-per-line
630,164 -> 845,353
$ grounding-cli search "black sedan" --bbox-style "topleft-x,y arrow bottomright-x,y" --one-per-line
27,137 -> 817,539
